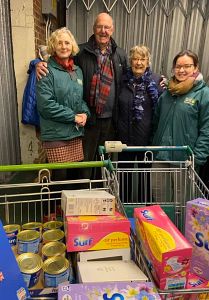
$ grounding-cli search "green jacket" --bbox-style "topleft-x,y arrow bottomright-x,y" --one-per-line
36,57 -> 90,141
152,80 -> 209,165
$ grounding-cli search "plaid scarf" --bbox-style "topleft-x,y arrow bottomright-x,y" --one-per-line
89,44 -> 113,115
127,67 -> 159,121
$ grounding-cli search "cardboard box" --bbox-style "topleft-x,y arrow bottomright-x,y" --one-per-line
77,260 -> 148,283
58,281 -> 161,300
77,248 -> 131,262
134,205 -> 192,290
61,190 -> 115,216
0,220 -> 29,300
65,211 -> 130,252
186,272 -> 209,300
185,198 -> 209,280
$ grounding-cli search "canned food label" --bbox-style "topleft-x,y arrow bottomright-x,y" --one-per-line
7,229 -> 19,246
18,238 -> 40,254
22,269 -> 41,288
34,227 -> 41,232
44,269 -> 69,288
69,267 -> 75,284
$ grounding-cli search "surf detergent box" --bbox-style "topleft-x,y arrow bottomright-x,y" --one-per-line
134,205 -> 192,290
161,273 -> 209,300
185,198 -> 209,280
65,211 -> 130,252
58,281 -> 161,300
61,190 -> 115,216
186,272 -> 209,300
0,220 -> 29,300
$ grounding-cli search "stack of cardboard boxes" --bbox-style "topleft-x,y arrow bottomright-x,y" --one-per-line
58,190 -> 162,299
61,190 -> 148,284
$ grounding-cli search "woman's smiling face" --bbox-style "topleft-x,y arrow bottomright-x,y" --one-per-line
131,55 -> 149,77
174,54 -> 198,82
54,33 -> 72,61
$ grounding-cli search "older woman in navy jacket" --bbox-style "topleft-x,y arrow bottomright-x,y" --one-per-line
117,45 -> 164,203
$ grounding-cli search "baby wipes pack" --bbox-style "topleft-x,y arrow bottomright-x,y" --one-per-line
134,205 -> 192,290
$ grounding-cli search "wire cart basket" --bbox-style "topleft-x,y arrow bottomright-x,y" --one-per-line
0,160 -> 130,300
99,143 -> 209,299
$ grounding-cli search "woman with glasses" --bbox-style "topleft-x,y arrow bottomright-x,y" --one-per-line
152,49 -> 209,202
117,45 -> 164,203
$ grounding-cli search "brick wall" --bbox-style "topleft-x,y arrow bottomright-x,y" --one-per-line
32,1 -> 59,164
33,0 -> 58,57
33,0 -> 46,57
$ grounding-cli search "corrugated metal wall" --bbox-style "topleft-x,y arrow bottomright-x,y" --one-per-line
0,0 -> 21,182
66,0 -> 209,83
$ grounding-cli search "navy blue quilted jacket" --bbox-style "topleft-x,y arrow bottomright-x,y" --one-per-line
22,58 -> 41,127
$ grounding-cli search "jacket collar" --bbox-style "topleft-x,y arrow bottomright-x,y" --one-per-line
49,56 -> 78,71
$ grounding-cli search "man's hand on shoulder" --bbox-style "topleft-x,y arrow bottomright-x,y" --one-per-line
159,75 -> 168,89
36,61 -> 49,80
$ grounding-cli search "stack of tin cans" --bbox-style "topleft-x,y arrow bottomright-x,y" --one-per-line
3,220 -> 74,289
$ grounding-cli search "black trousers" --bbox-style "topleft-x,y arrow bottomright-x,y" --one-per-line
81,118 -> 115,180
199,156 -> 209,188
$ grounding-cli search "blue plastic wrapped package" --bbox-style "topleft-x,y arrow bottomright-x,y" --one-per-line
0,220 -> 29,299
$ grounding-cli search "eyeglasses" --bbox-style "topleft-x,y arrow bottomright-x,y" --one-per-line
174,64 -> 194,70
95,25 -> 112,31
132,57 -> 148,63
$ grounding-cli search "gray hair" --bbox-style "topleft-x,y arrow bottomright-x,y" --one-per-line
129,45 -> 151,65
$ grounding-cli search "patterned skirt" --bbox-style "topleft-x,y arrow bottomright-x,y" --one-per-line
44,138 -> 84,163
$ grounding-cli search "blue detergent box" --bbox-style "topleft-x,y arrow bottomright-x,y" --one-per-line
0,220 -> 29,300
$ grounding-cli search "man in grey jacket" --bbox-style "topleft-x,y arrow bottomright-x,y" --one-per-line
36,13 -> 128,179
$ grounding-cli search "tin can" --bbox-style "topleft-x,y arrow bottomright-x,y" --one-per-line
42,241 -> 66,260
42,229 -> 64,244
4,224 -> 21,247
43,220 -> 63,231
17,229 -> 40,254
43,256 -> 70,287
22,222 -> 42,232
17,253 -> 43,288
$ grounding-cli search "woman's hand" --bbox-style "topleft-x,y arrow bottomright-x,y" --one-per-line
75,113 -> 87,127
36,61 -> 49,80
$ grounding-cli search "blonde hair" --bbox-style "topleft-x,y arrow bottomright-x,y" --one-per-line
129,45 -> 151,65
47,27 -> 79,56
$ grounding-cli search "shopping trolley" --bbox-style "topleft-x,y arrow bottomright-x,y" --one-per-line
0,160 -> 119,225
0,160 -> 131,300
99,143 -> 209,299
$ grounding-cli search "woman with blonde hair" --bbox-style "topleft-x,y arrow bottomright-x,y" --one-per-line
36,27 -> 90,179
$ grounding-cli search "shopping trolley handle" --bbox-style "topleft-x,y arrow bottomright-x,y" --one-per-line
99,142 -> 194,156
0,160 -> 114,173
